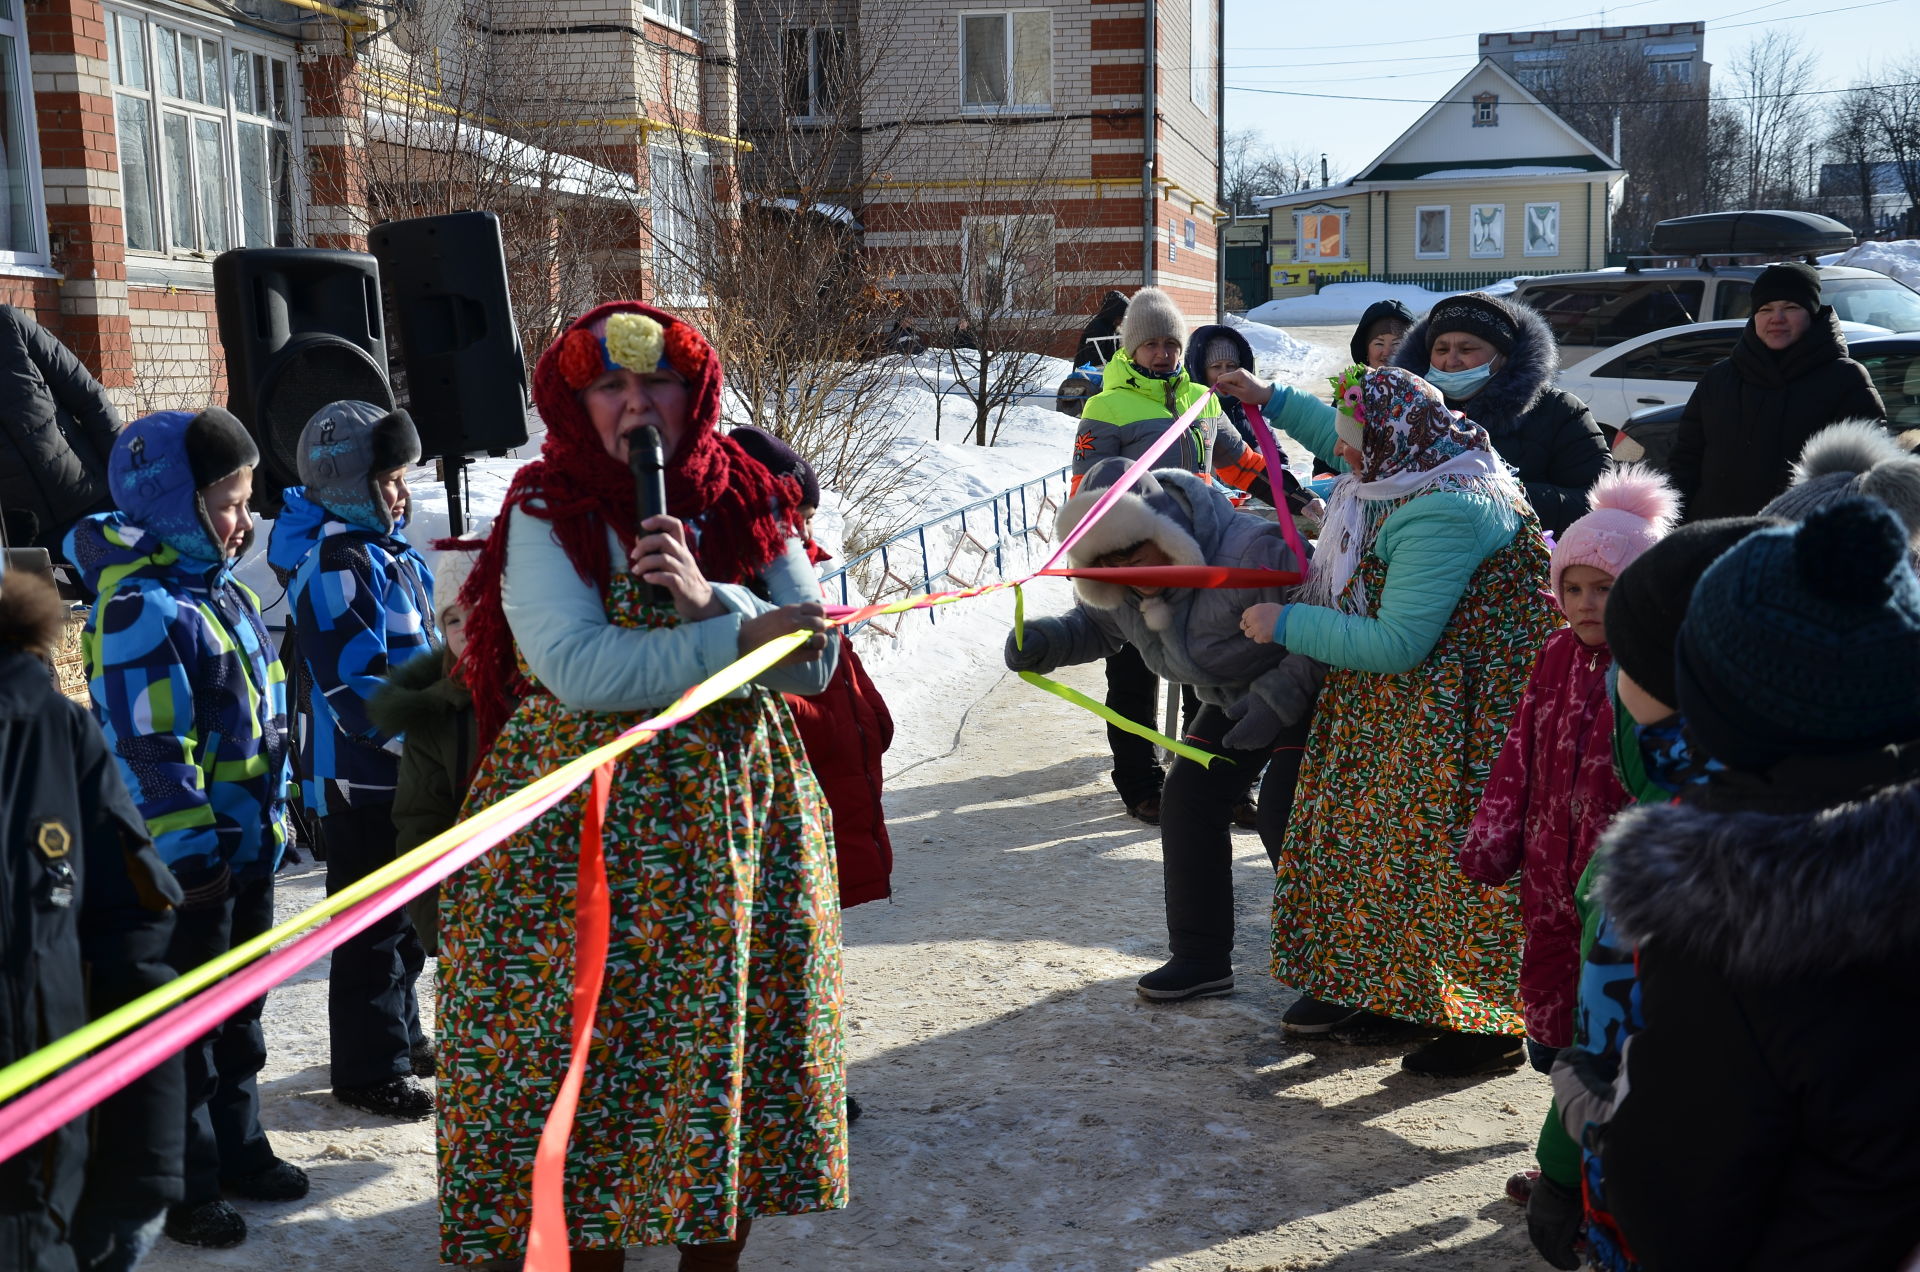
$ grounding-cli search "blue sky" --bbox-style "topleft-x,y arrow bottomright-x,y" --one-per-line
1223,0 -> 1920,176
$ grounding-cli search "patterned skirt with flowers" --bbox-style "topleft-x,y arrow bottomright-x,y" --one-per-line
437,582 -> 846,1262
1271,509 -> 1557,1034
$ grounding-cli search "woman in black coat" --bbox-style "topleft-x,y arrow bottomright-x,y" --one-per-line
0,306 -> 120,554
1393,292 -> 1611,533
1667,263 -> 1886,521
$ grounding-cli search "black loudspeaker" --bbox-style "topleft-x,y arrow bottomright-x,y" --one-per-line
213,248 -> 394,503
368,211 -> 528,459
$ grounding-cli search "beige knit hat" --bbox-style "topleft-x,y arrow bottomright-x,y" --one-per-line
1118,286 -> 1186,355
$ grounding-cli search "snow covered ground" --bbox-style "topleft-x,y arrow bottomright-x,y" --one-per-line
1244,277 -> 1519,327
137,325 -> 1556,1271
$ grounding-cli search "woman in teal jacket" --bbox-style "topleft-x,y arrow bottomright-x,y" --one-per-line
1225,365 -> 1557,1078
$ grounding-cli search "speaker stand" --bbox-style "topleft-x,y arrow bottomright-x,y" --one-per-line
439,455 -> 469,536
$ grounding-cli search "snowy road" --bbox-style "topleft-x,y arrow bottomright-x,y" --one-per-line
142,656 -> 1548,1271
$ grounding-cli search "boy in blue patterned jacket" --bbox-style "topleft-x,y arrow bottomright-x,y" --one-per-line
65,407 -> 308,1250
267,400 -> 438,1121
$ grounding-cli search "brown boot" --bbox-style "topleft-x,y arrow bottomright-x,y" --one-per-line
676,1217 -> 751,1272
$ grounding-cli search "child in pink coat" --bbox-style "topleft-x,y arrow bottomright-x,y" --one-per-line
1460,465 -> 1679,1054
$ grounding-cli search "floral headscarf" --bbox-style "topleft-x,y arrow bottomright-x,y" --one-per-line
1355,367 -> 1498,481
1299,367 -> 1522,613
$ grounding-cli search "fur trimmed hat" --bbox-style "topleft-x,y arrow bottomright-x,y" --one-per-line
1550,464 -> 1681,598
296,400 -> 422,535
1761,420 -> 1920,554
1057,457 -> 1204,629
1118,286 -> 1187,356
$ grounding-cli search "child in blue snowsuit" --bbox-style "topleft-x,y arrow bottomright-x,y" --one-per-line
267,400 -> 438,1121
64,407 -> 307,1250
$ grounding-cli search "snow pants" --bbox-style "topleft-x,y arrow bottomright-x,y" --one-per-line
323,803 -> 427,1089
1159,703 -> 1312,966
168,873 -> 277,1205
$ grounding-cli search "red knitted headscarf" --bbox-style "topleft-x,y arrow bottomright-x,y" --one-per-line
459,300 -> 797,744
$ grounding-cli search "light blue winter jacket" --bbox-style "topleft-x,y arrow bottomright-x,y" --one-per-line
1264,383 -> 1523,675
501,507 -> 837,712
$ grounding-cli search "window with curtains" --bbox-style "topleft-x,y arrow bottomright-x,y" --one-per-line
960,10 -> 1051,110
0,0 -> 47,263
963,214 -> 1054,315
105,8 -> 297,257
649,145 -> 709,304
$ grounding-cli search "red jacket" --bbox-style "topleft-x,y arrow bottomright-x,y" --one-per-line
786,634 -> 894,907
1460,627 -> 1629,1046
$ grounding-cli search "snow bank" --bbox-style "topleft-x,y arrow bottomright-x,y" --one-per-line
1831,239 -> 1920,292
1244,277 -> 1519,327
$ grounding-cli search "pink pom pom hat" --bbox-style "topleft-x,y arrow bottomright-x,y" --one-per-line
1550,465 -> 1682,599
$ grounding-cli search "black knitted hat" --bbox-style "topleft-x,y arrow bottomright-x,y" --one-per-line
1676,498 -> 1920,772
1604,515 -> 1778,712
1424,293 -> 1518,355
1749,262 -> 1822,313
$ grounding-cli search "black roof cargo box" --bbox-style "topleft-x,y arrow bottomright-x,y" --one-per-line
1649,210 -> 1857,258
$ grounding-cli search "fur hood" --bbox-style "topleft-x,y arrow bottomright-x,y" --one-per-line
1596,758 -> 1920,979
367,646 -> 467,737
1055,467 -> 1208,629
1393,298 -> 1558,436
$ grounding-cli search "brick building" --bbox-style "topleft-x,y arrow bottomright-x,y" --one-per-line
737,0 -> 1228,355
3,0 -> 741,416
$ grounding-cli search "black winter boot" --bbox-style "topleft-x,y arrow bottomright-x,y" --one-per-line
164,1199 -> 247,1248
334,1074 -> 434,1119
224,1157 -> 311,1201
1135,957 -> 1233,1002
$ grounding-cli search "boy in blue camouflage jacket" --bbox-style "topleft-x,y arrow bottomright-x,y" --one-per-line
65,407 -> 308,1250
267,400 -> 438,1122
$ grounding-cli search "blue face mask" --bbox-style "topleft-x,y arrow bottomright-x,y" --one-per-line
1424,361 -> 1495,399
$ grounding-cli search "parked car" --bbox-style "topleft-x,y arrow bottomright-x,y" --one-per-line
1558,319 -> 1886,432
1514,267 -> 1920,365
1608,333 -> 1920,468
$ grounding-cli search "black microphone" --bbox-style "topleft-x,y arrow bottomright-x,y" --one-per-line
628,425 -> 667,605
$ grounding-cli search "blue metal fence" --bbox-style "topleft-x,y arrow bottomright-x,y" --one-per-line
819,466 -> 1072,636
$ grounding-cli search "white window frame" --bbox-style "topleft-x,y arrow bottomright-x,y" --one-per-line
105,6 -> 300,261
648,144 -> 709,306
1469,203 -> 1505,259
0,1 -> 50,266
959,9 -> 1053,113
961,213 -> 1054,317
1414,205 -> 1451,259
643,0 -> 699,32
1474,94 -> 1499,126
1188,0 -> 1210,107
1292,204 -> 1349,264
1523,201 -> 1561,257
784,26 -> 845,123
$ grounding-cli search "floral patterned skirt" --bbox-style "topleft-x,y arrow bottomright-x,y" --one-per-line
1271,527 -> 1555,1034
437,683 -> 846,1262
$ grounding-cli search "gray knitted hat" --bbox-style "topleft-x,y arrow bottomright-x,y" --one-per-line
1119,286 -> 1186,356
1761,420 -> 1920,555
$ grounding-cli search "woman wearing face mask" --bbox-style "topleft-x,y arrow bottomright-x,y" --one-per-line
1667,263 -> 1887,521
1393,293 -> 1610,534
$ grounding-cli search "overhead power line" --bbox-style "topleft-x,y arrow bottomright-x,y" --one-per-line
1225,77 -> 1920,105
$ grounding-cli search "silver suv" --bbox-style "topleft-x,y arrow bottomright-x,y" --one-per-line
1513,265 -> 1920,366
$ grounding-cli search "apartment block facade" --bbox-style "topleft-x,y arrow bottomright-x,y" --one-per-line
738,0 -> 1227,355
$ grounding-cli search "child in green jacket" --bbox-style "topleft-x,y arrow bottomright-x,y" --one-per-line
367,544 -> 481,974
